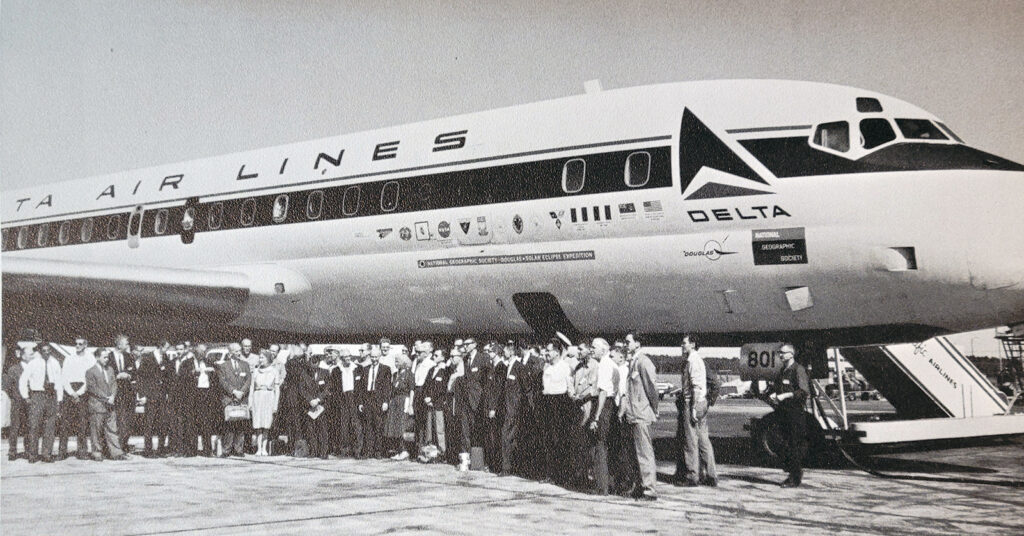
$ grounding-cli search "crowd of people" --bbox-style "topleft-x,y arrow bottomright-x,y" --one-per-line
3,332 -> 810,497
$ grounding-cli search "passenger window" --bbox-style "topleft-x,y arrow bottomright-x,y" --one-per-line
182,207 -> 196,231
307,190 -> 324,220
37,224 -> 50,247
1,228 -> 9,251
936,122 -> 963,143
272,194 -> 289,223
129,209 -> 142,236
895,119 -> 948,140
208,203 -> 224,230
240,198 -> 256,226
106,214 -> 122,240
17,227 -> 29,249
58,221 -> 71,245
80,218 -> 94,242
380,181 -> 399,212
624,152 -> 651,187
342,186 -> 361,216
154,209 -> 169,235
562,158 -> 586,193
812,121 -> 850,153
859,118 -> 897,150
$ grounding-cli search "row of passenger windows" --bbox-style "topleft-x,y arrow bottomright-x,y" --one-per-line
562,151 -> 651,193
812,118 -> 960,153
4,150 -> 657,250
6,214 -> 121,250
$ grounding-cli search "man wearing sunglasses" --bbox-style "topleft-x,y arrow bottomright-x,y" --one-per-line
768,344 -> 810,488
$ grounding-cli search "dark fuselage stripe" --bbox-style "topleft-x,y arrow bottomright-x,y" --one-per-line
725,125 -> 812,134
2,135 -> 672,225
2,145 -> 674,252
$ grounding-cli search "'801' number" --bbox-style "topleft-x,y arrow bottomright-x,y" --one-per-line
747,351 -> 777,369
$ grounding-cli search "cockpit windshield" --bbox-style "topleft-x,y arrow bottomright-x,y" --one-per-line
810,116 -> 958,157
895,118 -> 948,140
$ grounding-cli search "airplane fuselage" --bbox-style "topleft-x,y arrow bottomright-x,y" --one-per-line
3,80 -> 1023,346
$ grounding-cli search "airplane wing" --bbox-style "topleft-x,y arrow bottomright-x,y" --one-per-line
2,257 -> 250,341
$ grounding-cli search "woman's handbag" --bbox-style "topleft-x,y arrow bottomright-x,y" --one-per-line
224,404 -> 251,422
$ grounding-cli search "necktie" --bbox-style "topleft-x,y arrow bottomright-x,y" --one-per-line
105,367 -> 111,384
507,361 -> 514,379
369,365 -> 376,391
233,359 -> 238,371
117,353 -> 123,372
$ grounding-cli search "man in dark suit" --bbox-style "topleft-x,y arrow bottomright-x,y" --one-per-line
456,338 -> 491,470
85,350 -> 126,460
3,347 -> 29,460
108,335 -> 136,452
330,348 -> 362,457
305,353 -> 333,459
181,344 -> 215,456
136,347 -> 168,457
162,344 -> 187,456
357,346 -> 392,458
218,343 -> 252,457
518,345 -> 546,479
496,344 -> 527,475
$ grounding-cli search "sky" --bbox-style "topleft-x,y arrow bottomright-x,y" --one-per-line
2,0 -> 1021,355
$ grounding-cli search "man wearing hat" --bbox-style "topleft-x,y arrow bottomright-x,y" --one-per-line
769,344 -> 810,487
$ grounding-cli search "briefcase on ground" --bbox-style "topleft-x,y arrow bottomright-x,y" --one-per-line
224,404 -> 250,422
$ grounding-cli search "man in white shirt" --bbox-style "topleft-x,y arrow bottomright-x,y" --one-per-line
541,342 -> 575,485
588,338 -> 619,495
19,343 -> 64,463
675,335 -> 717,487
59,337 -> 95,460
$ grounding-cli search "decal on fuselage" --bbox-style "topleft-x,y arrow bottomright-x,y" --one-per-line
752,227 -> 807,265
417,250 -> 596,268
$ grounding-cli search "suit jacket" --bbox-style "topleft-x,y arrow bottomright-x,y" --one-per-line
181,357 -> 216,397
357,363 -> 392,409
425,364 -> 449,406
85,363 -> 118,414
2,362 -> 24,401
108,349 -> 136,406
462,350 -> 492,413
486,361 -> 508,418
502,360 -> 527,418
217,357 -> 252,407
135,352 -> 168,402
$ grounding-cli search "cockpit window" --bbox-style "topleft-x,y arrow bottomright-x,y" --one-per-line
935,122 -> 963,143
859,118 -> 897,150
812,121 -> 849,152
895,119 -> 948,141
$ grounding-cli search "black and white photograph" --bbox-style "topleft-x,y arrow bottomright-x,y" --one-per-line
2,1 -> 1023,534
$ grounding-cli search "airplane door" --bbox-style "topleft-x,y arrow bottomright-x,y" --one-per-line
127,205 -> 144,249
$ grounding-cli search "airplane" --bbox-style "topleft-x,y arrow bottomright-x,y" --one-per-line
3,79 -> 1024,370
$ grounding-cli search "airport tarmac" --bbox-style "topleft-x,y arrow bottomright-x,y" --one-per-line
3,399 -> 1023,536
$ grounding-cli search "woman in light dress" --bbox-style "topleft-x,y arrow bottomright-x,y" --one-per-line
249,353 -> 279,456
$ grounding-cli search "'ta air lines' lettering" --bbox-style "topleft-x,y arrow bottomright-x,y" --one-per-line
13,129 -> 469,212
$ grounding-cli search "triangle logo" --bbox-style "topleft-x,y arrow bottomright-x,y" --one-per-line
679,108 -> 768,197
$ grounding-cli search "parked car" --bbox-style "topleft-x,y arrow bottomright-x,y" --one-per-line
656,382 -> 675,399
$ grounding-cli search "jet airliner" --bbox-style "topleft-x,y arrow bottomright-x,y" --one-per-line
3,80 -> 1023,363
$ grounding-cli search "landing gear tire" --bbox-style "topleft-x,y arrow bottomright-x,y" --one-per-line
750,410 -> 831,467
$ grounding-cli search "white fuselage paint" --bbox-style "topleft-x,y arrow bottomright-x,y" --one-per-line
3,80 -> 1023,342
